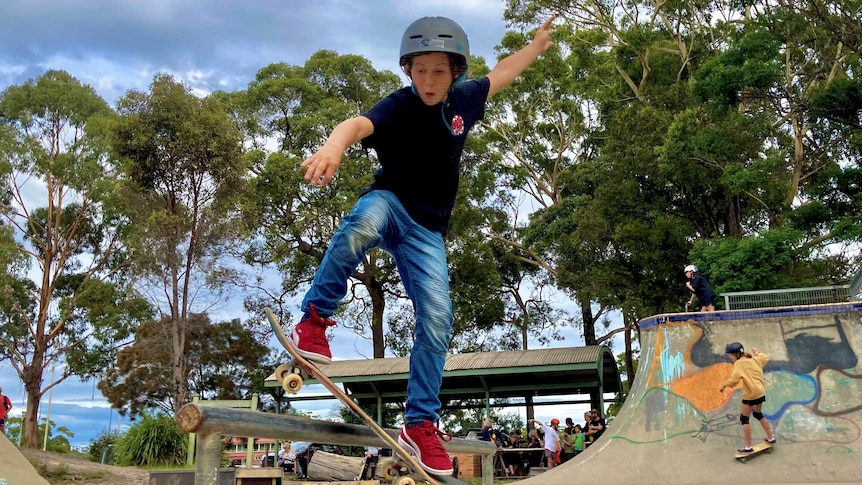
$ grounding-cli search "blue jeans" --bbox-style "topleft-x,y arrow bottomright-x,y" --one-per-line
302,190 -> 453,424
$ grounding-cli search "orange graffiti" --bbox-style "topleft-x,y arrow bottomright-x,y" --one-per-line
669,363 -> 740,411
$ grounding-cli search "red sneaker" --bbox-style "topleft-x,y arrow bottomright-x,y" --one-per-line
398,421 -> 453,476
288,305 -> 335,364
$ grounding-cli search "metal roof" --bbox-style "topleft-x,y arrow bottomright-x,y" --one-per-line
265,346 -> 621,409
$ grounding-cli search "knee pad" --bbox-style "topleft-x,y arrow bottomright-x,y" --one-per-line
753,411 -> 764,421
739,414 -> 750,425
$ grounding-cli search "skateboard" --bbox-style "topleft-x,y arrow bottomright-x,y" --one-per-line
266,308 -> 465,485
734,441 -> 773,462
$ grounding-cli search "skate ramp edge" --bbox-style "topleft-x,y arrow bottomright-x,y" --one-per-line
0,434 -> 51,485
522,302 -> 862,484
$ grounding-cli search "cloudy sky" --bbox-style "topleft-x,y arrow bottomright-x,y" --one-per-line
0,0 -> 603,448
0,0 -> 517,103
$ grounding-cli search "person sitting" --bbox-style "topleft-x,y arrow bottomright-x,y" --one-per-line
500,431 -> 523,476
277,442 -> 294,472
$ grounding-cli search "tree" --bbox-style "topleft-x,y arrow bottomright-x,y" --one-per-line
4,416 -> 73,453
99,314 -> 269,416
0,70 -> 149,448
109,74 -> 248,414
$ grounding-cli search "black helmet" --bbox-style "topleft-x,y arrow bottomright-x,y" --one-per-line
399,17 -> 470,70
725,342 -> 744,354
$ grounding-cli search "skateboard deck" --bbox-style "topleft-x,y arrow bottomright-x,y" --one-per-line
266,308 -> 464,485
734,441 -> 773,461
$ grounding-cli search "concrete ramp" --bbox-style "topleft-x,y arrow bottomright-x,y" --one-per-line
525,302 -> 862,484
0,434 -> 50,485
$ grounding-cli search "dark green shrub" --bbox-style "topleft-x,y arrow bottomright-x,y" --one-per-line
113,413 -> 186,467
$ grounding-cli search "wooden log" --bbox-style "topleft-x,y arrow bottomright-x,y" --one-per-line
307,451 -> 421,482
176,403 -> 497,456
307,451 -> 363,481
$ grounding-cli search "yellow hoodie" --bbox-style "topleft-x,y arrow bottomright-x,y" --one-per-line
723,351 -> 768,400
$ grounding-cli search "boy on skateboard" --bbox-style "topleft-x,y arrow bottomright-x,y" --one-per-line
684,264 -> 715,312
719,342 -> 776,453
287,15 -> 555,476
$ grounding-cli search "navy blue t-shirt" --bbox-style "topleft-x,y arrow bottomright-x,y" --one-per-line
361,77 -> 490,234
690,274 -> 716,303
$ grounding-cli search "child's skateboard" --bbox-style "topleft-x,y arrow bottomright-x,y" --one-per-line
734,441 -> 773,462
265,308 -> 465,485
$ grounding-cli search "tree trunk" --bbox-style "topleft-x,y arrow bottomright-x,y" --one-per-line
22,360 -> 43,448
172,316 -> 188,415
369,278 -> 386,359
579,295 -> 597,345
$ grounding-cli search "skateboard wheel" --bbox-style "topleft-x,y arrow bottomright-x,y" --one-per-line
282,373 -> 303,393
274,363 -> 292,381
381,460 -> 399,479
394,477 -> 415,485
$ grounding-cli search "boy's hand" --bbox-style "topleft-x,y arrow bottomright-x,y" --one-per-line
301,145 -> 342,186
532,15 -> 556,54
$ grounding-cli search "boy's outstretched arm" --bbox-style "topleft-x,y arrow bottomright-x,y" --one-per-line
486,16 -> 556,99
301,115 -> 374,186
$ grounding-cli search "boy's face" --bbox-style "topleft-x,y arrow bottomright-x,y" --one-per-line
408,52 -> 455,106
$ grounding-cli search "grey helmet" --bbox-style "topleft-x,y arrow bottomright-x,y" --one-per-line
684,264 -> 697,274
399,17 -> 470,71
725,342 -> 744,354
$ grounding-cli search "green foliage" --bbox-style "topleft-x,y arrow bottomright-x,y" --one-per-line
337,404 -> 401,429
688,226 -> 846,293
113,413 -> 186,467
694,26 -> 782,111
4,417 -> 73,453
99,314 -> 269,417
442,402 -> 524,437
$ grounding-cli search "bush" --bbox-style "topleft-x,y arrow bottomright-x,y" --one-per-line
88,430 -> 121,464
113,413 -> 187,467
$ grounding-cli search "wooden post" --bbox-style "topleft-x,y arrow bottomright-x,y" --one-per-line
195,432 -> 223,485
186,395 -> 199,465
245,394 -> 259,468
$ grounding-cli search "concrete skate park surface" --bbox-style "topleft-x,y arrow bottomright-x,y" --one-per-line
522,302 -> 862,484
0,434 -> 50,485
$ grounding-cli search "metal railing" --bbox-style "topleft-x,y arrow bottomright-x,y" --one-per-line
176,403 -> 497,485
721,285 -> 851,310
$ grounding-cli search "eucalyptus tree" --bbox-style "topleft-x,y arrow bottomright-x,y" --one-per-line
108,74 -> 248,413
0,70 -> 149,447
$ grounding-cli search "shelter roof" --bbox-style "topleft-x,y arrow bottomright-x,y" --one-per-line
265,346 -> 620,407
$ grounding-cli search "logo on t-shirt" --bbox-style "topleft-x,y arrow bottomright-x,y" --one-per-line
450,114 -> 464,135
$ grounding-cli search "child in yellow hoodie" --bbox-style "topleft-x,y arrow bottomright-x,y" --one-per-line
719,342 -> 776,452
